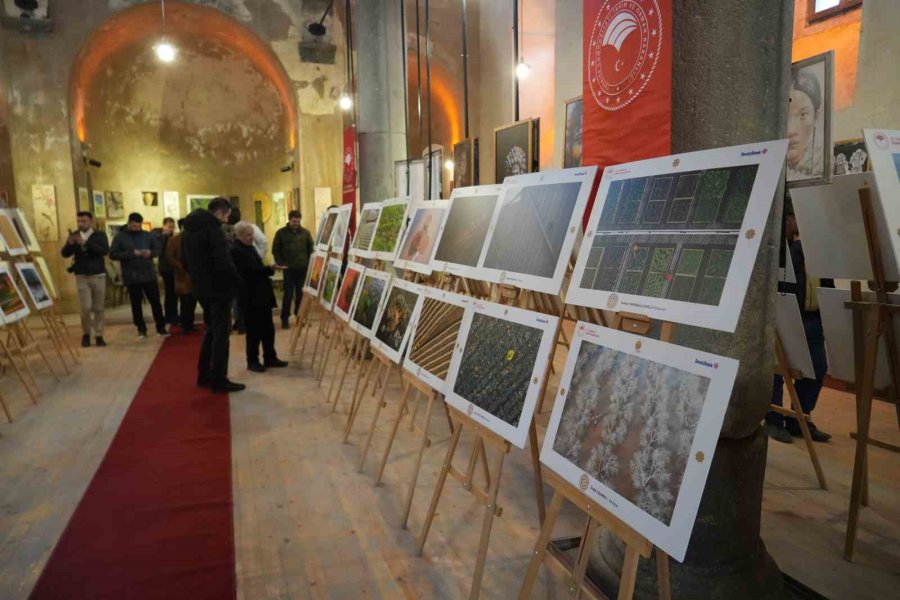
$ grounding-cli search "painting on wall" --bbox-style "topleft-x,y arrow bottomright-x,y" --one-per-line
568,140 -> 788,333
787,51 -> 833,188
564,96 -> 583,169
349,270 -> 391,337
394,201 -> 449,275
541,322 -> 738,561
142,191 -> 159,207
0,265 -> 29,324
188,195 -> 217,212
319,258 -> 342,311
16,262 -> 52,310
494,119 -> 535,184
349,203 -> 382,258
7,209 -> 40,254
404,289 -> 471,393
477,168 -> 597,295
370,198 -> 410,260
304,251 -> 327,297
106,222 -> 126,241
163,191 -> 180,220
0,210 -> 27,256
833,138 -> 869,176
106,191 -> 125,219
31,184 -> 58,242
78,187 -> 91,213
92,191 -> 106,218
371,280 -> 424,364
272,191 -> 286,229
453,138 -> 478,189
430,185 -> 502,276
34,255 -> 57,300
334,263 -> 365,322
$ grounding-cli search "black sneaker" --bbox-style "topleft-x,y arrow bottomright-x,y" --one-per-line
789,420 -> 832,443
264,358 -> 289,368
248,363 -> 266,373
95,336 -> 107,347
764,422 -> 793,444
281,321 -> 290,330
81,334 -> 90,348
211,380 -> 246,393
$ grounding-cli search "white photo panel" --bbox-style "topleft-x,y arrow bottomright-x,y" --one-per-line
303,251 -> 328,297
403,287 -> 473,393
863,129 -> 900,279
0,265 -> 31,323
313,211 -> 330,247
393,200 -> 449,275
15,262 -> 53,310
34,255 -> 57,299
568,140 -> 789,333
349,202 -> 383,259
349,269 -> 392,338
774,293 -> 815,379
319,258 -> 343,311
329,204 -> 353,254
429,184 -> 503,278
541,322 -> 738,562
444,299 -> 558,449
0,209 -> 28,256
315,208 -> 340,252
8,209 -> 41,254
369,279 -> 425,364
334,263 -> 366,322
371,197 -> 411,261
473,167 -> 598,295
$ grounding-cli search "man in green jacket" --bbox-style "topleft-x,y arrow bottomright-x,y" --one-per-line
273,209 -> 314,329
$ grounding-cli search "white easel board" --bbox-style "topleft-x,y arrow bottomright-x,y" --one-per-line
774,293 -> 815,379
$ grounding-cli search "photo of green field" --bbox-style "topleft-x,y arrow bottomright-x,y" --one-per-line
371,203 -> 407,253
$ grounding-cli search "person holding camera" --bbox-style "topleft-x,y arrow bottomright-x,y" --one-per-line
109,212 -> 167,338
61,211 -> 109,347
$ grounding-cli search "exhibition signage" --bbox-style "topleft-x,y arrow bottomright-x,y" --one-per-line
343,125 -> 357,234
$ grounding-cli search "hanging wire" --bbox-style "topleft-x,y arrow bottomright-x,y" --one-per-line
160,0 -> 167,35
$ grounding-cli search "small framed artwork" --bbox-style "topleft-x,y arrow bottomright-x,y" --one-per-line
494,119 -> 534,184
303,251 -> 328,297
142,191 -> 159,207
348,269 -> 392,338
188,195 -> 217,212
0,264 -> 30,324
92,190 -> 106,218
78,187 -> 91,213
15,262 -> 53,310
105,191 -> 125,219
452,138 -> 479,189
319,257 -> 342,311
563,96 -> 583,169
370,279 -> 425,364
787,51 -> 833,188
833,138 -> 870,175
315,207 -> 338,252
334,262 -> 365,322
0,209 -> 28,256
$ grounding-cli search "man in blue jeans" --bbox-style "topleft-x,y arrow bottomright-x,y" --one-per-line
272,210 -> 314,330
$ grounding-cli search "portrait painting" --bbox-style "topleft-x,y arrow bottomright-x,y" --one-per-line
142,191 -> 159,207
106,191 -> 125,219
432,187 -> 501,273
564,96 -> 583,169
334,263 -> 364,321
787,51 -> 833,187
92,191 -> 106,218
494,119 -> 534,183
16,263 -> 52,310
350,271 -> 390,336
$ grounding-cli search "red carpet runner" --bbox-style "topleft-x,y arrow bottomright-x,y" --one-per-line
30,333 -> 236,600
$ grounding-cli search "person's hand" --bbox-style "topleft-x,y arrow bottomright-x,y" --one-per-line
133,249 -> 142,257
141,249 -> 152,258
67,233 -> 81,245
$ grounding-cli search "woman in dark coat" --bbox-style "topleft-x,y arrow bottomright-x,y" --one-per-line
231,222 -> 289,372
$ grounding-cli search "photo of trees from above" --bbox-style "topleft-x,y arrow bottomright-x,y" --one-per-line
552,341 -> 710,525
371,203 -> 407,253
453,313 -> 543,427
336,268 -> 361,315
434,194 -> 499,267
352,207 -> 381,250
408,298 -> 465,381
483,181 -> 581,278
352,274 -> 387,332
321,263 -> 340,305
375,286 -> 419,352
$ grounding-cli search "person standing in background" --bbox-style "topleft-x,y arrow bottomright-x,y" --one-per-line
109,212 -> 167,338
165,218 -> 197,333
273,209 -> 314,330
154,217 -> 178,327
61,211 -> 109,347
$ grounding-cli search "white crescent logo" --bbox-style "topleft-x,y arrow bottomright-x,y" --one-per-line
602,11 -> 638,51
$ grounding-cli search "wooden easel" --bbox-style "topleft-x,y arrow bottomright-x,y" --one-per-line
0,322 -> 41,421
343,344 -> 399,448
288,293 -> 315,355
329,329 -> 367,412
771,333 -> 828,489
842,186 -> 900,561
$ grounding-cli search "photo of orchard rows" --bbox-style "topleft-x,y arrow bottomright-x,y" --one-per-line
408,298 -> 465,381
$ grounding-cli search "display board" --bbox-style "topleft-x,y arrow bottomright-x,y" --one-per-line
787,51 -> 833,188
370,279 -> 425,364
774,293 -> 815,379
568,140 -> 789,332
34,255 -> 57,300
541,321 -> 738,562
303,251 -> 327,297
313,211 -> 330,247
2,208 -> 40,254
403,287 -> 473,392
864,129 -> 900,278
444,299 -> 558,449
15,262 -> 53,311
0,209 -> 28,256
329,204 -> 352,253
394,160 -> 410,198
393,200 -> 448,275
316,208 -> 339,251
349,269 -> 392,337
349,202 -> 383,258
475,167 -> 598,295
0,264 -> 30,324
319,258 -> 342,311
429,184 -> 503,277
334,263 -> 365,322
370,197 -> 411,261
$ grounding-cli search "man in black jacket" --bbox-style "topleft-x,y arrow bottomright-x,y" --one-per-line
61,211 -> 109,347
153,217 -> 178,326
182,197 -> 245,393
110,212 -> 167,338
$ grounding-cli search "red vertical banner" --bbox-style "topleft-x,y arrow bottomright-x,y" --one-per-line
582,0 -> 672,218
342,124 -> 357,235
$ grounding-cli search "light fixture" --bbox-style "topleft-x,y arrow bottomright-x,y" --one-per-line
444,159 -> 454,171
154,0 -> 177,63
515,60 -> 531,80
338,92 -> 353,111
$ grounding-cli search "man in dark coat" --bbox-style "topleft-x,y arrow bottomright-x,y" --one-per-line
272,209 -> 314,329
153,217 -> 178,326
181,197 -> 245,393
231,221 -> 288,372
109,212 -> 167,338
61,211 -> 109,347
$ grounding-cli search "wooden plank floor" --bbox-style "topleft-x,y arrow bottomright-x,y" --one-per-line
0,310 -> 898,599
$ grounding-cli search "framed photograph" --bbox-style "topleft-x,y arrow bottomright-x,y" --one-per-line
334,263 -> 365,322
31,184 -> 58,242
319,258 -> 343,311
106,222 -> 126,241
403,287 -> 473,393
141,191 -> 159,207
427,149 -> 443,200
394,200 -> 449,275
833,138 -> 869,176
316,208 -> 339,252
568,140 -> 789,333
272,191 -> 287,229
453,138 -> 478,189
370,197 -> 411,261
78,187 -> 91,213
163,191 -> 180,220
394,160 -> 410,198
429,184 -> 503,277
105,191 -> 125,219
0,209 -> 28,256
15,262 -> 53,310
444,299 -> 558,449
541,321 -> 738,562
349,269 -> 392,338
8,208 -> 40,254
187,195 -> 217,212
563,96 -> 583,169
863,129 -> 900,280
34,255 -> 57,300
494,119 -> 534,184
370,279 -> 425,364
349,202 -> 383,259
787,51 -> 833,188
303,251 -> 327,297
329,204 -> 353,254
92,190 -> 106,218
0,264 -> 30,324
474,167 -> 599,295
312,210 -> 330,247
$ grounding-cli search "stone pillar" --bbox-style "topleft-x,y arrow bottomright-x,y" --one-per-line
588,2 -> 794,598
354,0 -> 407,205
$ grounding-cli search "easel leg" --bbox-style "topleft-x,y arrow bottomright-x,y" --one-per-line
571,518 -> 601,598
344,351 -> 376,441
317,320 -> 337,384
617,545 -> 641,600
2,336 -> 40,401
518,491 -> 565,600
374,382 -> 412,486
0,390 -> 11,423
402,392 -> 436,529
469,443 -> 508,600
358,363 -> 396,472
330,336 -> 357,412
785,373 -> 827,489
407,388 -> 423,432
308,313 -> 326,371
529,420 -> 547,523
656,549 -> 672,600
416,419 -> 463,555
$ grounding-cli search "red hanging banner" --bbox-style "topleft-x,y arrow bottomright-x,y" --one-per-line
583,0 -> 672,175
342,124 -> 357,235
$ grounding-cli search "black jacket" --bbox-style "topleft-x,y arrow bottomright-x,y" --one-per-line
231,242 -> 276,311
109,229 -> 160,285
181,209 -> 240,301
152,229 -> 175,275
60,230 -> 109,276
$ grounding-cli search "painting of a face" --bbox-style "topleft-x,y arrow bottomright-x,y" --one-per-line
786,52 -> 831,186
787,88 -> 816,169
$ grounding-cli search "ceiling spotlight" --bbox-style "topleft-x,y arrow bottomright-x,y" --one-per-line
515,60 -> 531,80
444,159 -> 454,171
155,40 -> 177,63
338,93 -> 353,111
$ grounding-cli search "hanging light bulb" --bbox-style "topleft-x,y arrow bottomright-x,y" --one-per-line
155,40 -> 177,63
444,159 -> 454,171
515,60 -> 531,80
338,92 -> 353,111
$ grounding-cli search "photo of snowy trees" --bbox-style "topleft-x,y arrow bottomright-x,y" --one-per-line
552,340 -> 710,525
